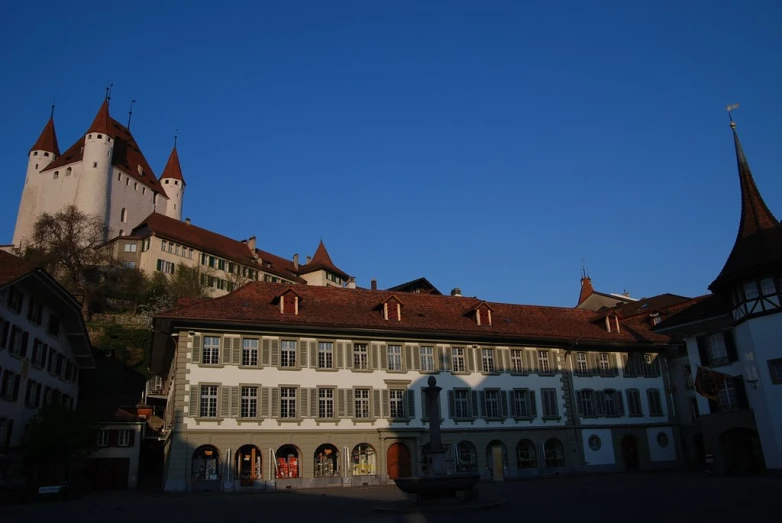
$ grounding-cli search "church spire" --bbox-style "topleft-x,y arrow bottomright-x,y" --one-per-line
87,98 -> 112,136
160,141 -> 186,185
29,113 -> 60,156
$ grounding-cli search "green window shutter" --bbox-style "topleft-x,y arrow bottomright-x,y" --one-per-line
622,354 -> 630,376
190,385 -> 200,417
595,390 -> 606,416
310,341 -> 318,368
310,388 -> 318,418
271,388 -> 280,418
297,340 -> 307,368
232,339 -> 241,364
380,344 -> 388,370
470,390 -> 479,418
588,353 -> 599,375
448,390 -> 455,418
412,346 -> 421,371
402,346 -> 409,370
382,389 -> 390,419
616,391 -> 625,416
192,335 -> 202,363
500,390 -> 509,417
220,386 -> 231,417
372,389 -> 381,418
346,343 -> 354,369
336,342 -> 345,368
466,348 -> 474,372
421,388 -> 429,420
613,353 -> 621,376
222,337 -> 232,364
527,350 -> 538,374
271,339 -> 279,367
576,390 -> 584,416
406,389 -> 415,419
509,391 -> 517,417
338,389 -> 347,418
231,387 -> 240,417
529,390 -> 537,417
261,387 -> 270,418
346,389 -> 355,418
299,388 -> 308,418
479,390 -> 486,418
435,346 -> 444,371
262,339 -> 271,366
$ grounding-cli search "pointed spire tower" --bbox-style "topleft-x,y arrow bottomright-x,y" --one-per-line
29,111 -> 60,158
298,239 -> 350,287
709,110 -> 782,309
160,134 -> 185,220
578,262 -> 594,306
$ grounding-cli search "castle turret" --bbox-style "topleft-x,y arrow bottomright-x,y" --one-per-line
12,113 -> 61,248
160,142 -> 185,221
72,98 -> 115,238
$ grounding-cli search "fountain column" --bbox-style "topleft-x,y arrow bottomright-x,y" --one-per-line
423,376 -> 447,476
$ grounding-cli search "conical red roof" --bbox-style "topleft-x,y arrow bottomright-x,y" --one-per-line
578,277 -> 594,306
161,146 -> 185,184
299,240 -> 349,279
29,117 -> 60,155
87,99 -> 112,136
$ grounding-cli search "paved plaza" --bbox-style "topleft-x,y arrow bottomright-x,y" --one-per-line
3,472 -> 778,523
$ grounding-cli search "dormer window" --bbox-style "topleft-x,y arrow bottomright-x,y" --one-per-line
650,312 -> 663,325
276,289 -> 301,315
605,315 -> 621,333
469,302 -> 494,326
138,165 -> 144,176
381,296 -> 403,321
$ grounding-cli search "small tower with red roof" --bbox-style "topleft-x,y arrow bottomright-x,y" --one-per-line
160,139 -> 186,221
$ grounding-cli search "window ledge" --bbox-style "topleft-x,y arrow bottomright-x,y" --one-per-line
481,372 -> 501,376
197,364 -> 225,369
237,365 -> 262,370
386,370 -> 407,374
451,371 -> 470,376
276,366 -> 302,371
483,416 -> 507,422
315,368 -> 339,372
537,372 -> 558,377
350,418 -> 377,424
509,372 -> 531,376
542,416 -> 562,421
513,416 -> 536,422
351,368 -> 373,373
417,370 -> 438,375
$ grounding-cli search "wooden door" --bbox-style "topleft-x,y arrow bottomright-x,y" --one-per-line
387,443 -> 411,479
622,436 -> 640,471
491,446 -> 504,481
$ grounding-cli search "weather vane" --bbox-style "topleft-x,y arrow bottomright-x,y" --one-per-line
726,103 -> 740,125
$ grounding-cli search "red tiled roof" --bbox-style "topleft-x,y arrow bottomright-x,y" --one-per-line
652,294 -> 732,331
29,117 -> 60,156
0,251 -> 35,286
161,145 -> 185,184
158,282 -> 674,346
710,125 -> 782,291
386,277 -> 442,295
87,99 -> 112,136
577,277 -> 594,305
254,249 -> 307,283
615,293 -> 693,319
298,240 -> 350,279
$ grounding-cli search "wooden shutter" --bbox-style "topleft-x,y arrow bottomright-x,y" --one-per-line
406,389 -> 415,419
261,387 -> 270,418
233,338 -> 242,364
338,389 -> 347,418
587,353 -> 598,375
527,350 -> 538,374
412,346 -> 420,371
337,342 -> 345,368
529,390 -> 537,417
271,339 -> 280,367
470,390 -> 479,418
436,346 -> 445,371
222,337 -> 232,364
190,385 -> 200,417
346,343 -> 354,369
192,335 -> 202,364
612,353 -> 621,376
421,388 -> 429,419
310,341 -> 318,368
372,389 -> 381,418
696,336 -> 709,365
380,344 -> 388,370
479,390 -> 486,418
445,348 -> 453,372
595,390 -> 605,416
466,348 -> 475,372
347,389 -> 355,418
616,391 -> 625,416
298,340 -> 308,368
508,391 -> 517,417
20,332 -> 28,358
402,346 -> 410,370
310,388 -> 318,418
724,330 -> 738,362
271,388 -> 280,418
262,339 -> 271,366
500,390 -> 509,417
735,378 -> 749,410
448,390 -> 455,418
220,386 -> 231,417
231,387 -> 240,417
299,388 -> 308,418
12,375 -> 20,401
382,390 -> 389,419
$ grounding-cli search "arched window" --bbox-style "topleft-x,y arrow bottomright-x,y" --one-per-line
119,230 -> 124,236
120,208 -> 127,223
351,443 -> 376,476
192,445 -> 220,480
275,444 -> 300,479
544,438 -> 565,468
235,445 -> 262,481
455,441 -> 477,472
517,439 -> 537,469
314,444 -> 340,477
66,167 -> 72,176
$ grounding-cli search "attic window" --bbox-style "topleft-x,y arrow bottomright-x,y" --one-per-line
44,152 -> 49,157
33,151 -> 38,156
473,304 -> 493,326
53,171 -> 59,179
279,293 -> 299,315
138,165 -> 144,176
88,134 -> 92,139
165,180 -> 170,184
650,312 -> 662,325
383,299 -> 402,322
605,315 -> 621,334
66,167 -> 72,176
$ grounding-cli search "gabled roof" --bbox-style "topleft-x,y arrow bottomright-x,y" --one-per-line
298,240 -> 350,279
652,294 -> 732,333
466,300 -> 495,313
615,293 -> 693,319
386,277 -> 443,295
156,283 -> 674,346
380,294 -> 405,305
160,145 -> 185,184
87,99 -> 112,136
29,116 -> 60,156
710,123 -> 782,292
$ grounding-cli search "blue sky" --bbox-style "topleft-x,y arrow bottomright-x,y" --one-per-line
1,1 -> 781,307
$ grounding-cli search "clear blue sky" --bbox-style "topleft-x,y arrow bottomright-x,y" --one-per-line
2,1 -> 781,307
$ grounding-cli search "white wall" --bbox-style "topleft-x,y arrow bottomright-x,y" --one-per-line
647,426 -> 676,462
582,428 -> 614,466
91,422 -> 144,488
572,373 -> 669,425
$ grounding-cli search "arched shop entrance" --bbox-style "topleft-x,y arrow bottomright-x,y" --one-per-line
351,443 -> 377,476
314,444 -> 340,477
387,442 -> 412,479
275,444 -> 300,479
191,445 -> 221,491
235,445 -> 262,482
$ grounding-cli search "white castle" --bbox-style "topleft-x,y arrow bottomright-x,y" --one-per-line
12,97 -> 186,248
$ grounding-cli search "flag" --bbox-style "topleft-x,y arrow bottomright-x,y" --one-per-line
694,365 -> 727,400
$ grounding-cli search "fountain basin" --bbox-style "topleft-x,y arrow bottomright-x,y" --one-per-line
394,473 -> 481,500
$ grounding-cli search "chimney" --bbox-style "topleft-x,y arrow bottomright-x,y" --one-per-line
371,279 -> 377,291
293,253 -> 299,270
450,288 -> 462,297
247,235 -> 256,251
306,255 -> 311,264
185,217 -> 191,226
347,277 -> 356,289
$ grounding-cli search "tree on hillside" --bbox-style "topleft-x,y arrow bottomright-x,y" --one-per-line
168,264 -> 212,303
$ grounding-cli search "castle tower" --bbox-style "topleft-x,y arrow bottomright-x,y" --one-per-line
12,113 -> 60,248
160,141 -> 185,221
72,98 -> 115,238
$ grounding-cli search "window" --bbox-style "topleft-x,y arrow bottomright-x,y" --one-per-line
452,348 -> 465,372
7,287 -> 23,314
541,388 -> 558,418
517,440 -> 537,469
354,389 -> 370,418
66,167 -> 71,176
420,346 -> 434,371
318,342 -> 333,368
388,345 -> 402,370
351,444 -> 377,476
510,350 -> 524,373
690,398 -> 700,421
202,336 -> 220,365
647,389 -> 664,416
25,379 -> 40,408
1,371 -> 19,401
481,349 -> 495,373
512,389 -> 533,418
97,430 -> 109,447
599,353 -> 611,375
626,389 -> 643,416
123,242 -> 137,252
118,430 -> 131,447
576,352 -> 588,374
175,245 -> 181,256
318,388 -> 335,418
241,387 -> 258,418
544,438 -> 565,468
353,344 -> 368,369
53,171 -> 59,179
717,381 -> 737,411
769,359 -> 782,385
707,333 -> 728,365
242,338 -> 258,366
389,390 -> 405,418
156,259 -> 175,274
120,208 -> 127,223
603,389 -> 618,416
743,281 -> 759,300
454,389 -> 470,418
134,182 -> 138,190
579,389 -> 595,417
27,299 -> 43,325
484,389 -> 501,417
121,261 -> 136,269
455,441 -> 478,472
280,387 -> 296,418
537,350 -> 551,374
280,340 -> 296,367
199,385 -> 218,418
